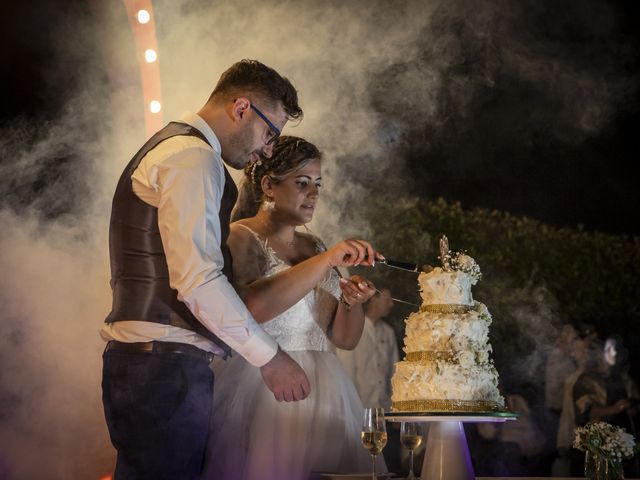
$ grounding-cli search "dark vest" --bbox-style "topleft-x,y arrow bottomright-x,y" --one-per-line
105,122 -> 236,356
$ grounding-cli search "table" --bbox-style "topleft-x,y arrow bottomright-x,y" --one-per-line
386,412 -> 519,480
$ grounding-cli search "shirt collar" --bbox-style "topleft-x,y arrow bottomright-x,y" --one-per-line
179,111 -> 222,155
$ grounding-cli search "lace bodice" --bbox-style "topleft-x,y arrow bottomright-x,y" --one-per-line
239,226 -> 342,352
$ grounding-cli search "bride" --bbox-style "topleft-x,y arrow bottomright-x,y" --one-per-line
202,136 -> 386,480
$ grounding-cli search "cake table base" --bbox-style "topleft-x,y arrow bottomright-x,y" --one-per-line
386,413 -> 518,480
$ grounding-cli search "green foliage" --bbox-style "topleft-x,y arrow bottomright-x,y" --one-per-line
351,196 -> 640,378
368,196 -> 639,322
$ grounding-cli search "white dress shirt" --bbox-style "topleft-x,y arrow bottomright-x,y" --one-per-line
336,316 -> 399,409
100,112 -> 278,367
545,347 -> 576,410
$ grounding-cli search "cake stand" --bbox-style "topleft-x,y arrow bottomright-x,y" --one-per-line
385,411 -> 518,480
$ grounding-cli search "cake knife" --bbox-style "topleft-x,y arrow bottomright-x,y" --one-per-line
358,254 -> 419,273
377,258 -> 419,273
332,266 -> 420,307
374,288 -> 419,307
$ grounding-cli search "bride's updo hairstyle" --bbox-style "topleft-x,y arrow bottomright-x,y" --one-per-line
232,136 -> 321,221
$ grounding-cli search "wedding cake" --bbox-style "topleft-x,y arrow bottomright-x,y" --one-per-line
390,237 -> 505,412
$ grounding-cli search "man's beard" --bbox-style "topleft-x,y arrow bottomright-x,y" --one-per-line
226,126 -> 259,169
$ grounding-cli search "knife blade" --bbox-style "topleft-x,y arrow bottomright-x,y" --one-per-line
375,288 -> 419,307
378,258 -> 418,273
358,254 -> 419,272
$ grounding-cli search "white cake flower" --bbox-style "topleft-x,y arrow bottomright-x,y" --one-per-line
458,351 -> 476,369
476,350 -> 489,365
455,254 -> 482,284
456,254 -> 475,269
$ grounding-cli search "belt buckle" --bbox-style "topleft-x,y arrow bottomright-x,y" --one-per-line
205,351 -> 215,364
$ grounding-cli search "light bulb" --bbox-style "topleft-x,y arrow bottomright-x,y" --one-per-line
149,100 -> 162,113
137,10 -> 151,24
144,49 -> 157,63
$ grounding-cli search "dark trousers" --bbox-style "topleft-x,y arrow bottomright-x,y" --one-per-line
102,348 -> 214,480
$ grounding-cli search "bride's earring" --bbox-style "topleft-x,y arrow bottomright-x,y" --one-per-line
262,195 -> 275,211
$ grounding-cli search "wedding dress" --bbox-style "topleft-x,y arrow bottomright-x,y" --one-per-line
201,227 -> 377,480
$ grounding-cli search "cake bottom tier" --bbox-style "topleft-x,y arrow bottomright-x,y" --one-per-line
390,360 -> 505,411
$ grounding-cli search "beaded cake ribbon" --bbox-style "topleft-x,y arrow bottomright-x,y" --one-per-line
392,399 -> 503,413
420,304 -> 474,314
405,351 -> 455,362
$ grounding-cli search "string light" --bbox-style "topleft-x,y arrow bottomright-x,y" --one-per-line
149,100 -> 162,113
125,1 -> 163,136
144,49 -> 157,63
137,9 -> 151,24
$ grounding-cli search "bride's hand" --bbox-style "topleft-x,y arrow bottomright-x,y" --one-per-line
323,239 -> 384,268
339,275 -> 376,306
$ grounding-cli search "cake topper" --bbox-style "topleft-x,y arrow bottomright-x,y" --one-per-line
436,235 -> 482,282
439,235 -> 450,271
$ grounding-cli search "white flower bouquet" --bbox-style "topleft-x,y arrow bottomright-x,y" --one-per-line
574,421 -> 638,479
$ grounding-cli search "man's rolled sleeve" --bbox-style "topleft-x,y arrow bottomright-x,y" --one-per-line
181,276 -> 278,366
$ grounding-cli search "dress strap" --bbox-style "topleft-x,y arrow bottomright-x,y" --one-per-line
234,223 -> 263,242
234,223 -> 280,266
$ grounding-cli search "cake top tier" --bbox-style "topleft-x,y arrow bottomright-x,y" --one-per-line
419,248 -> 482,306
418,268 -> 475,306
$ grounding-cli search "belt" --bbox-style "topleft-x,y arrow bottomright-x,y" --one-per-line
104,340 -> 215,364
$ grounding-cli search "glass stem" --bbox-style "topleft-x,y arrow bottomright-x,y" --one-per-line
409,449 -> 415,477
371,453 -> 377,480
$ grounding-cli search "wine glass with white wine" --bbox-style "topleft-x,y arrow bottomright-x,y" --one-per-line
361,407 -> 387,480
400,422 -> 423,480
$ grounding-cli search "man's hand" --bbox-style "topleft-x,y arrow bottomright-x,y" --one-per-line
260,349 -> 310,402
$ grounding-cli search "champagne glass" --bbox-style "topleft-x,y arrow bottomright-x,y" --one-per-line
400,422 -> 423,480
361,407 -> 387,480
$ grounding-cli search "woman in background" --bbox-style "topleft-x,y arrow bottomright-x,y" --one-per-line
601,335 -> 638,432
202,136 -> 385,480
569,333 -> 638,476
573,335 -> 636,427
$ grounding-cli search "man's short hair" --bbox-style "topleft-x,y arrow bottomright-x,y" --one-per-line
210,59 -> 303,121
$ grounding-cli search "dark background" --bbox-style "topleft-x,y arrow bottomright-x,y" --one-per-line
2,0 -> 639,235
1,1 -> 638,477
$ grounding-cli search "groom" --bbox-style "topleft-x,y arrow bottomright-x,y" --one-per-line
101,60 -> 310,479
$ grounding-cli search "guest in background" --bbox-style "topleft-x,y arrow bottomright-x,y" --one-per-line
337,287 -> 399,410
543,323 -> 578,474
469,377 -> 545,476
545,324 -> 578,413
573,339 -> 630,427
563,333 -> 639,476
553,324 -> 598,476
602,335 -> 638,433
598,335 -> 639,476
337,287 -> 401,472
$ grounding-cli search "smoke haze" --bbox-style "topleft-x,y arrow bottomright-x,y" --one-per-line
1,0 -> 637,477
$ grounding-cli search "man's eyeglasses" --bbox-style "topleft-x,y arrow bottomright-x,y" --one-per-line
250,104 -> 281,146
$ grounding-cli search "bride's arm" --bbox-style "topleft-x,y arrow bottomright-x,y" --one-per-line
228,225 -> 377,323
326,275 -> 375,350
